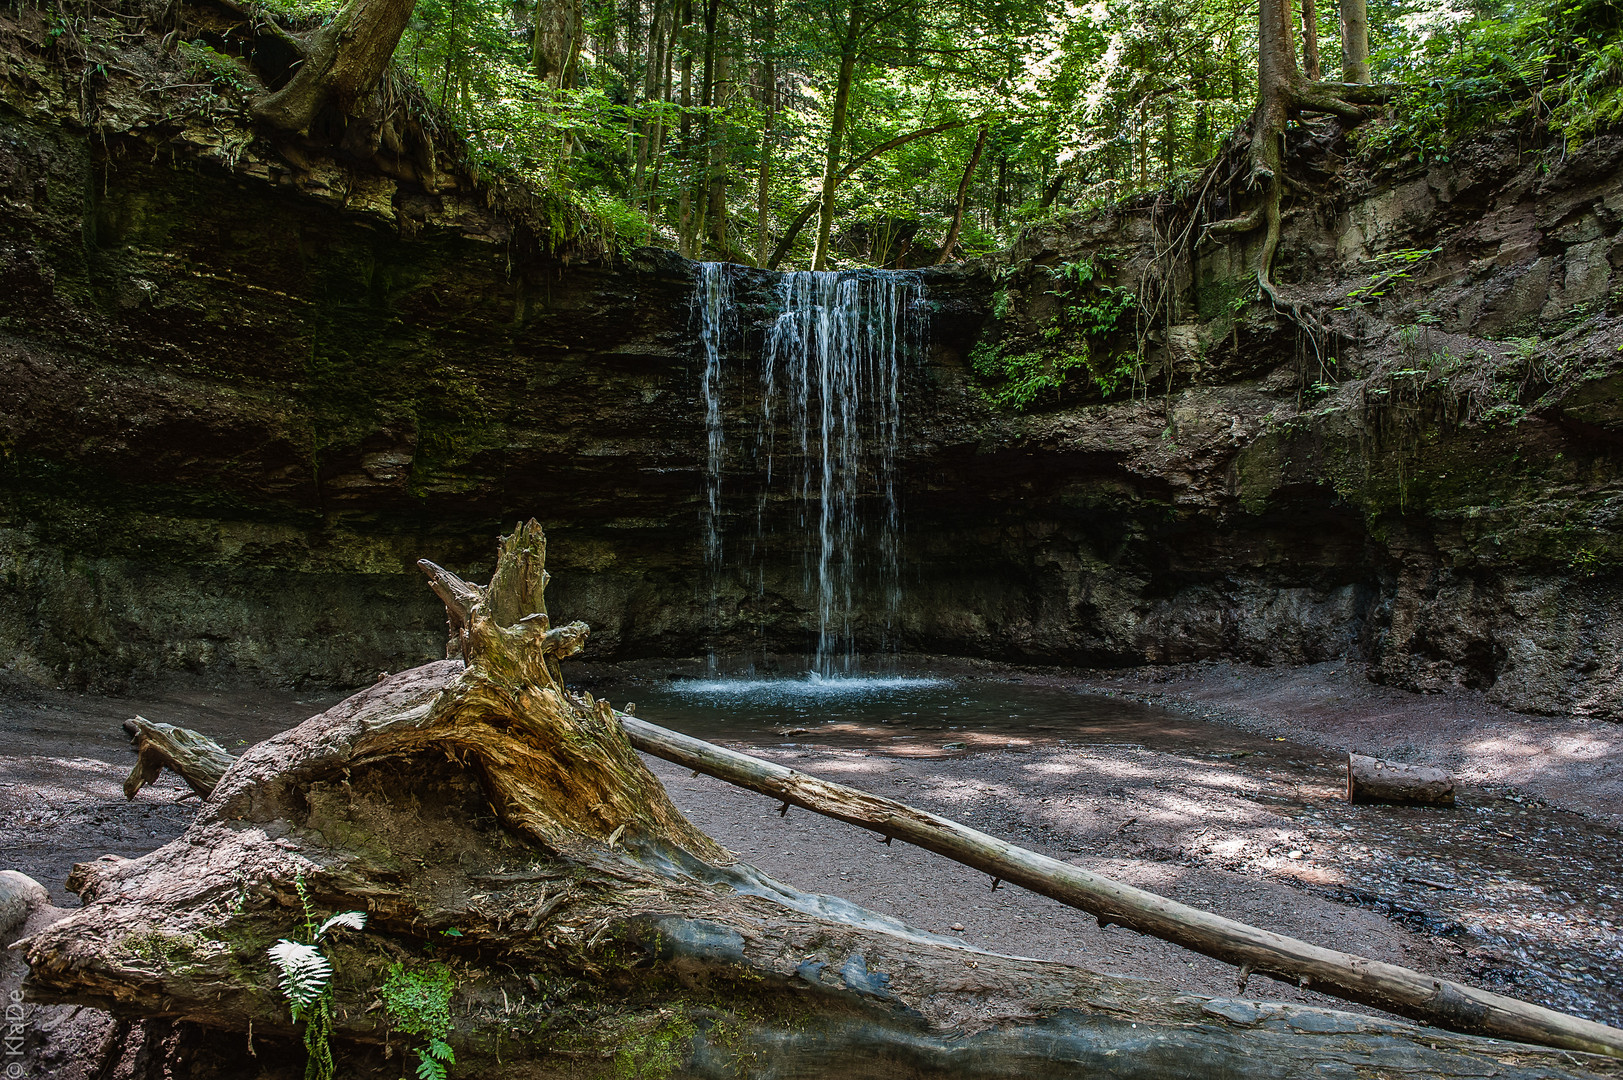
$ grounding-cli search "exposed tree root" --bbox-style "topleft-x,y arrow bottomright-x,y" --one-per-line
1197,0 -> 1395,338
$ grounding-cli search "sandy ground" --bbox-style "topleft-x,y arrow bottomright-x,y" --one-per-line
2,660 -> 1620,1077
1070,659 -> 1623,827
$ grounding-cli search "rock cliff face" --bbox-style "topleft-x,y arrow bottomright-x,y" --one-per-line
0,5 -> 1619,717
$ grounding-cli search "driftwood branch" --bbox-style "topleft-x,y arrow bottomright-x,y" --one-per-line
621,714 -> 1623,1060
122,716 -> 237,800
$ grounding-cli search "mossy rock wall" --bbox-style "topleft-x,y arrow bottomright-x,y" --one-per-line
1,29 -> 1621,719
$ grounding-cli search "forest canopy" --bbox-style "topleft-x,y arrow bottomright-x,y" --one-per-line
247,0 -> 1620,266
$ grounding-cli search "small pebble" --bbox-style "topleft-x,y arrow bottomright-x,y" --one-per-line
950,923 -> 966,931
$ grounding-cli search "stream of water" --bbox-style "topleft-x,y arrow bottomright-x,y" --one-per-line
693,264 -> 927,678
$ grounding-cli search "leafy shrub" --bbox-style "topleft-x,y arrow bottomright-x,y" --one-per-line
970,256 -> 1138,410
382,962 -> 457,1080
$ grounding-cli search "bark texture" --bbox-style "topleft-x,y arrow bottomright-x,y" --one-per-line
19,524 -> 1623,1079
122,717 -> 237,800
251,0 -> 419,132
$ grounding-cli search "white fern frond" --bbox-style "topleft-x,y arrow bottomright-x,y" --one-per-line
317,911 -> 368,938
268,939 -> 332,1016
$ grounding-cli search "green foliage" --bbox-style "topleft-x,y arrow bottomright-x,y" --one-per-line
198,0 -> 1620,264
382,962 -> 457,1080
178,40 -> 249,92
971,256 -> 1138,409
1338,247 -> 1441,309
1364,0 -> 1623,160
972,342 -> 1087,408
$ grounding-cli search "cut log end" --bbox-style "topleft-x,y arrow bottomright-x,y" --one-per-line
1347,752 -> 1456,807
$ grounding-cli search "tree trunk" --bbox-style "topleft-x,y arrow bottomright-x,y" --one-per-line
1301,0 -> 1322,81
676,0 -> 696,256
535,0 -> 585,161
754,0 -> 776,267
811,0 -> 862,271
936,123 -> 986,265
624,720 -> 1620,1057
703,7 -> 731,253
992,154 -> 1007,226
20,523 -> 1623,1079
533,0 -> 583,87
631,0 -> 666,196
648,1 -> 677,215
1204,0 -> 1392,299
1038,169 -> 1066,208
1136,97 -> 1149,188
1340,0 -> 1370,83
251,0 -> 418,131
1347,753 -> 1456,807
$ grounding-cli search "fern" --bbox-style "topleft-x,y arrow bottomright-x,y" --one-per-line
317,911 -> 368,938
268,940 -> 332,1020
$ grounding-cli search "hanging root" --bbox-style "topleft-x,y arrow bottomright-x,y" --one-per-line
1200,78 -> 1396,337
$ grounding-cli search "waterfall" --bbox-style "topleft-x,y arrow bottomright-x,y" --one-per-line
694,262 -> 733,580
692,263 -> 927,678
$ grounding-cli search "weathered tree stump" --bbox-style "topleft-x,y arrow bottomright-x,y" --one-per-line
1347,752 -> 1456,807
15,523 -> 1621,1079
122,716 -> 238,800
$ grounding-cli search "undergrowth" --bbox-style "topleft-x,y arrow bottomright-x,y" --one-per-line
1365,0 -> 1623,161
971,256 -> 1138,410
382,962 -> 458,1080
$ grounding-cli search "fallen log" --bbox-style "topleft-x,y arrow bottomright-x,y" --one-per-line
0,869 -> 49,940
16,523 -> 1623,1080
621,716 -> 1621,1058
1347,752 -> 1456,806
122,716 -> 237,800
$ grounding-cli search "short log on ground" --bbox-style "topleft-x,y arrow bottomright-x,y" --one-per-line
15,523 -> 1621,1080
122,716 -> 238,800
1347,752 -> 1456,807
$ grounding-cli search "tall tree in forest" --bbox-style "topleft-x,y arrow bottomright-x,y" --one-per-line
755,0 -> 777,266
1301,0 -> 1321,80
535,0 -> 585,159
1339,0 -> 1370,82
937,124 -> 987,263
766,118 -> 971,268
1205,0 -> 1389,298
811,0 -> 864,269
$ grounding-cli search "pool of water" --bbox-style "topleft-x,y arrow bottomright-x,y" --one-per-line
586,670 -> 1305,757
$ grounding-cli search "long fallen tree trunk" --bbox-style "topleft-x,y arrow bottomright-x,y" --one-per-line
16,523 -> 1623,1080
622,717 -> 1622,1058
